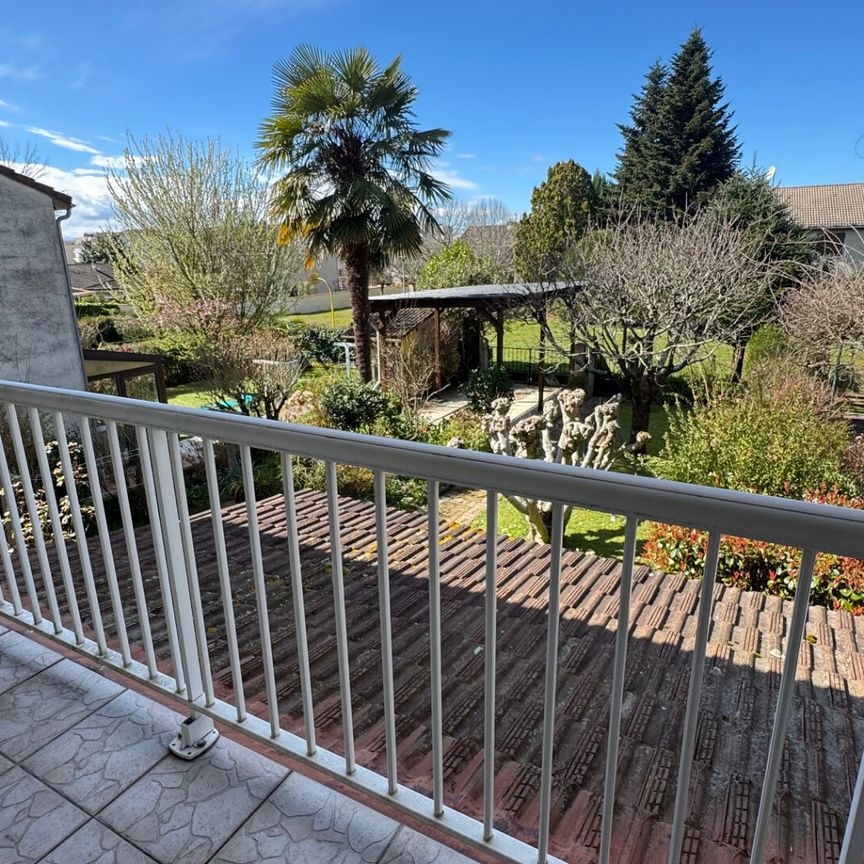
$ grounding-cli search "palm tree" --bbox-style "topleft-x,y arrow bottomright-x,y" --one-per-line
257,45 -> 452,381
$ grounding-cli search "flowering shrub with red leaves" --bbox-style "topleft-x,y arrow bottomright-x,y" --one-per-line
643,486 -> 864,613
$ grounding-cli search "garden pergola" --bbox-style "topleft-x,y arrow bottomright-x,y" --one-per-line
369,282 -> 572,394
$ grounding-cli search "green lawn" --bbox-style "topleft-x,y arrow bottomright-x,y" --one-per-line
478,498 -> 651,559
287,308 -> 353,329
167,381 -> 211,409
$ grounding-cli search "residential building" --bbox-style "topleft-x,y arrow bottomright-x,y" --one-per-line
0,165 -> 87,390
776,182 -> 864,264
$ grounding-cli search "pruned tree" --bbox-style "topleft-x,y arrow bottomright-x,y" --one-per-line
532,207 -> 777,439
781,263 -> 864,395
480,389 -> 649,541
107,134 -> 304,348
199,330 -> 305,421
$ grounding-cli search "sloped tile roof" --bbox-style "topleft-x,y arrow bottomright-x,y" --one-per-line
44,488 -> 864,863
775,183 -> 864,229
0,163 -> 73,209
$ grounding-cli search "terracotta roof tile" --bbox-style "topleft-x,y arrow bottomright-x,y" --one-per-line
34,487 -> 864,863
775,182 -> 864,229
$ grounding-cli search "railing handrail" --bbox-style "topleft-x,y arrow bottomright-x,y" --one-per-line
3,378 -> 864,558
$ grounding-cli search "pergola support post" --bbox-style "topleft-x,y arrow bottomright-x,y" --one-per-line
433,308 -> 442,391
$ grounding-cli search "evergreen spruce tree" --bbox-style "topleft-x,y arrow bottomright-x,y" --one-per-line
615,29 -> 740,215
615,62 -> 669,212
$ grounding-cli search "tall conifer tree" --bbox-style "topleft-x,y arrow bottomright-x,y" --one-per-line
615,29 -> 740,215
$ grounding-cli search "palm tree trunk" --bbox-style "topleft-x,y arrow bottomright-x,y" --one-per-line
345,245 -> 372,382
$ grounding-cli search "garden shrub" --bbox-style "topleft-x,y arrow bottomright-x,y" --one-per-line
643,487 -> 864,613
744,324 -> 790,376
74,299 -> 122,319
289,323 -> 345,364
657,374 -> 694,406
320,378 -> 401,435
464,367 -> 514,413
651,366 -> 852,498
427,410 -> 491,453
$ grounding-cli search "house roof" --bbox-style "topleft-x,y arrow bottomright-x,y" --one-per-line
49,487 -> 864,864
0,163 -> 73,210
66,262 -> 117,296
775,182 -> 864,229
370,282 -> 573,312
369,307 -> 434,338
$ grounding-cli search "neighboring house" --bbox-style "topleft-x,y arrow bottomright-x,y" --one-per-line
0,164 -> 87,390
776,182 -> 864,265
66,261 -> 119,298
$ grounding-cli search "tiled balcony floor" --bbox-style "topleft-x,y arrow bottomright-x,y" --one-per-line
0,623 -> 474,864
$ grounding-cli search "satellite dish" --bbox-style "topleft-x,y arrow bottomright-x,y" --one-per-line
765,165 -> 777,182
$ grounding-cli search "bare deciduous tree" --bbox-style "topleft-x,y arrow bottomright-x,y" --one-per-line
532,208 -> 778,438
199,330 -> 304,421
392,197 -> 516,285
108,134 -> 305,346
782,263 -> 864,394
479,388 -> 649,541
0,138 -> 45,178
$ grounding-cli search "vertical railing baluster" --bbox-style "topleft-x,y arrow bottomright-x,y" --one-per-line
599,514 -> 640,864
29,409 -> 84,643
667,531 -> 722,864
168,432 -> 214,706
374,469 -> 397,794
53,412 -> 107,653
282,453 -> 316,754
0,511 -> 22,614
241,444 -> 280,737
483,489 -> 499,840
106,421 -> 157,677
204,439 -> 246,721
0,421 -> 41,623
325,460 -> 355,773
428,480 -> 444,817
4,404 -> 60,630
136,426 -> 185,693
749,548 -> 817,864
78,416 -> 131,665
537,502 -> 565,864
839,742 -> 864,864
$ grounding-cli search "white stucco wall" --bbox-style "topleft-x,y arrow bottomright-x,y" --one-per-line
0,175 -> 87,389
843,228 -> 864,266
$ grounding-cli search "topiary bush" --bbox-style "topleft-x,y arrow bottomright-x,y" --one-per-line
464,367 -> 514,413
285,322 -> 345,365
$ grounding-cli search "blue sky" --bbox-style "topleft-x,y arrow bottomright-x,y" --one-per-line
2,0 -> 863,237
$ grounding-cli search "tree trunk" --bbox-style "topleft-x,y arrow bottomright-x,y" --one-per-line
628,377 -> 655,441
729,339 -> 747,383
345,245 -> 372,382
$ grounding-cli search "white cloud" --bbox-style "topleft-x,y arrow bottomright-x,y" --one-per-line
431,162 -> 479,191
0,62 -> 40,81
0,119 -> 11,128
70,61 -> 92,91
26,126 -> 101,155
90,154 -> 126,169
6,163 -> 114,237
0,98 -> 17,111
455,153 -> 477,160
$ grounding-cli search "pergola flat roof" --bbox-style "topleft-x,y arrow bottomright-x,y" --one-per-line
369,282 -> 573,311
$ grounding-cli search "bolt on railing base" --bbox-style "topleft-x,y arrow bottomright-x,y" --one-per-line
169,713 -> 220,760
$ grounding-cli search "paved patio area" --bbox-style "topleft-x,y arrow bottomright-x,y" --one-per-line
420,385 -> 560,425
0,623 -> 474,864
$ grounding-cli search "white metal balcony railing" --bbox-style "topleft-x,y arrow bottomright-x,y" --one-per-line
0,377 -> 863,864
